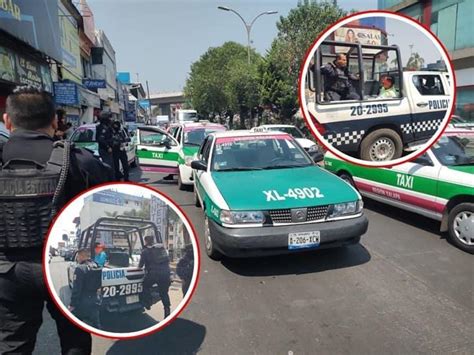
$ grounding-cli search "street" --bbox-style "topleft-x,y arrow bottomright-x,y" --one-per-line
35,167 -> 473,354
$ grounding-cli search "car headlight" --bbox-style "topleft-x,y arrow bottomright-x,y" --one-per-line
328,200 -> 363,218
307,144 -> 318,153
185,156 -> 194,166
220,210 -> 265,224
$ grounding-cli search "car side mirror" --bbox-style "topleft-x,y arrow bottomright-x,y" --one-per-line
191,160 -> 207,171
310,151 -> 324,163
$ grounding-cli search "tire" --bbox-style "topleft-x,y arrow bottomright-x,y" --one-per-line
447,203 -> 474,254
339,172 -> 355,187
360,129 -> 403,162
178,173 -> 185,191
194,186 -> 201,208
204,215 -> 222,260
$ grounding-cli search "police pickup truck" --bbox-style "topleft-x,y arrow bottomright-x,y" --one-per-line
306,40 -> 452,162
67,216 -> 166,312
323,129 -> 474,253
136,122 -> 226,190
191,129 -> 368,259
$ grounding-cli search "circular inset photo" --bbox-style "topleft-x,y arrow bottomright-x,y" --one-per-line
43,183 -> 200,339
299,11 -> 455,166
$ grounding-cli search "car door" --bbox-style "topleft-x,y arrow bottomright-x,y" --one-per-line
121,127 -> 135,163
194,136 -> 213,203
136,126 -> 180,173
408,73 -> 450,141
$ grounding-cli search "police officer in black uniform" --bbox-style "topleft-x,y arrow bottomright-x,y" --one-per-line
176,244 -> 194,296
96,112 -> 114,169
69,249 -> 101,329
111,120 -> 131,181
0,86 -> 113,354
320,53 -> 360,101
139,235 -> 171,318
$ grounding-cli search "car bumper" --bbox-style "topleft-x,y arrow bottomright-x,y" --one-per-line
209,214 -> 368,257
179,164 -> 193,185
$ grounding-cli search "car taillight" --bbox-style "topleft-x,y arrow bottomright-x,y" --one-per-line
309,112 -> 326,134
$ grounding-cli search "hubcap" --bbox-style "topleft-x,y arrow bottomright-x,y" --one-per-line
453,211 -> 474,246
370,138 -> 395,161
204,217 -> 212,251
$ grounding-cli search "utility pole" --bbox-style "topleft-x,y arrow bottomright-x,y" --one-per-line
146,80 -> 152,120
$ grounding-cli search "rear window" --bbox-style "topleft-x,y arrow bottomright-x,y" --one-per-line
72,127 -> 95,142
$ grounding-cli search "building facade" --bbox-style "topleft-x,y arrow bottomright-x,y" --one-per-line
379,0 -> 474,122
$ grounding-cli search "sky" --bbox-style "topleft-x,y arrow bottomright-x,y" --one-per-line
87,0 -> 378,93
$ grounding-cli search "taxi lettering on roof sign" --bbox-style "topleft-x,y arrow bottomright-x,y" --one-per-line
190,129 -> 368,260
323,129 -> 474,254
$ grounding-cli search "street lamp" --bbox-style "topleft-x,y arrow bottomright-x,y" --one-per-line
218,6 -> 278,65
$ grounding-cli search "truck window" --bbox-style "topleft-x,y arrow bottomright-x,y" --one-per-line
412,75 -> 445,96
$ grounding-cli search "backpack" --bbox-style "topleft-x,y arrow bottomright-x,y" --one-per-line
0,141 -> 71,249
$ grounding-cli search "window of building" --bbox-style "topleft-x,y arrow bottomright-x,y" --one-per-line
456,87 -> 474,123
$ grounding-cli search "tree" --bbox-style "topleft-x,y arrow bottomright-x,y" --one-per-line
184,41 -> 262,127
260,1 -> 347,121
406,52 -> 425,70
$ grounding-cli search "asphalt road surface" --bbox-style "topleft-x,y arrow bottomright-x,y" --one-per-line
35,167 -> 473,354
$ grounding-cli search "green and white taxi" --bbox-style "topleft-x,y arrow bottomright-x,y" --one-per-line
191,129 -> 368,259
324,129 -> 474,253
136,122 -> 226,190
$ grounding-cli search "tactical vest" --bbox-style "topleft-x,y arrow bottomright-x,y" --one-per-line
0,141 -> 71,249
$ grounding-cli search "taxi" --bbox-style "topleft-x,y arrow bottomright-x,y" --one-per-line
137,121 -> 226,190
255,124 -> 319,153
323,129 -> 474,253
191,129 -> 368,259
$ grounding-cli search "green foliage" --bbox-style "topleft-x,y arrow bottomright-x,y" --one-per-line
260,1 -> 346,120
184,41 -> 262,123
406,52 -> 425,71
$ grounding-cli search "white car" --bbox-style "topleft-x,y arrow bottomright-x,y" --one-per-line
70,123 -> 137,167
256,124 -> 319,154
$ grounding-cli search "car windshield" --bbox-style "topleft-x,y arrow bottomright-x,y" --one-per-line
71,127 -> 95,142
184,127 -> 225,146
431,134 -> 474,166
266,126 -> 304,138
212,135 -> 312,171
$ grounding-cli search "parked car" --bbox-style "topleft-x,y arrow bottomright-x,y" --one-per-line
70,123 -> 137,167
255,124 -> 319,154
323,129 -> 474,253
191,129 -> 368,259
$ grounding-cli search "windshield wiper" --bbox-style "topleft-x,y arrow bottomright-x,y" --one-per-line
217,167 -> 264,171
261,163 -> 311,170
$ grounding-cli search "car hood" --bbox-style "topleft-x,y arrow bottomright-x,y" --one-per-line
446,165 -> 474,174
74,142 -> 99,155
211,166 -> 359,210
295,138 -> 316,149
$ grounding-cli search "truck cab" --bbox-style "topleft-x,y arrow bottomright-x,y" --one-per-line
307,40 -> 451,161
67,216 -> 166,313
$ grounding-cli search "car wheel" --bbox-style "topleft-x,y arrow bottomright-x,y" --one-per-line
204,215 -> 222,260
194,186 -> 201,208
339,172 -> 355,187
447,203 -> 474,254
360,129 -> 403,161
178,173 -> 186,191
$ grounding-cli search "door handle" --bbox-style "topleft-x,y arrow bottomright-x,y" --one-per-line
416,102 -> 428,107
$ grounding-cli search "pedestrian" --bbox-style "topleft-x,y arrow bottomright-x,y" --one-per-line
320,53 -> 360,101
176,244 -> 194,296
0,86 -> 113,354
94,243 -> 108,267
111,120 -> 130,181
54,108 -> 67,141
139,235 -> 171,318
68,249 -> 102,329
97,112 -> 113,169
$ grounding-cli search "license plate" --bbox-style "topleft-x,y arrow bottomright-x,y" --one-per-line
126,294 -> 139,304
288,231 -> 320,250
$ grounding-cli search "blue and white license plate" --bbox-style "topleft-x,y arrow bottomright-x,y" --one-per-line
288,231 -> 320,250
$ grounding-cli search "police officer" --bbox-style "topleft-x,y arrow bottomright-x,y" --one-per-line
111,120 -> 130,181
320,53 -> 360,101
176,244 -> 194,296
69,249 -> 101,329
0,86 -> 113,354
139,235 -> 171,318
96,112 -> 114,169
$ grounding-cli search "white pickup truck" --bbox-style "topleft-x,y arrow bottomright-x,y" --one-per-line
306,40 -> 452,161
67,216 -> 165,313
